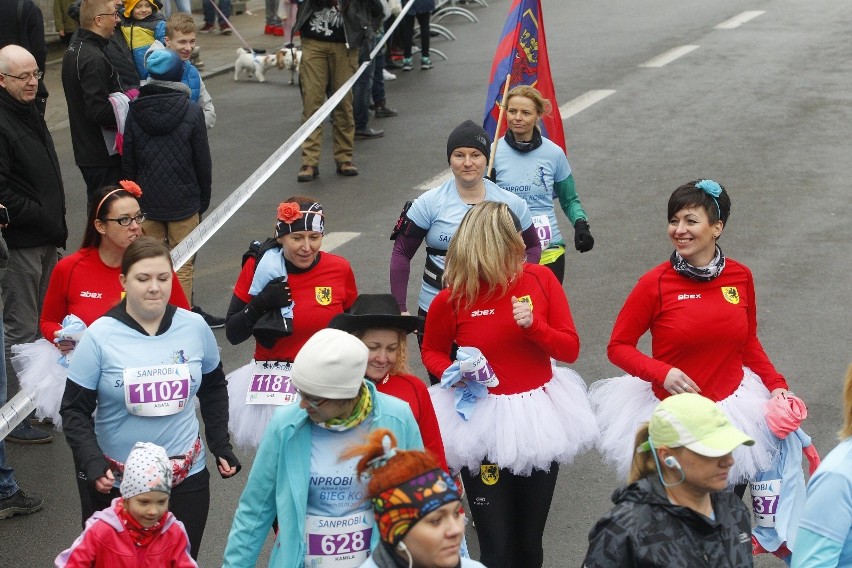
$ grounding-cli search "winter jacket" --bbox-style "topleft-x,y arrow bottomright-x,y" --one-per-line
0,88 -> 68,249
120,15 -> 166,79
61,28 -> 123,168
223,380 -> 424,568
122,82 -> 212,221
67,0 -> 141,89
54,497 -> 197,567
584,476 -> 753,567
292,0 -> 382,50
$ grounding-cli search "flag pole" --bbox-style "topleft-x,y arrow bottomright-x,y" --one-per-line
487,73 -> 512,177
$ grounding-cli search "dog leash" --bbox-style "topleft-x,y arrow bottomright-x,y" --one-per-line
207,0 -> 255,52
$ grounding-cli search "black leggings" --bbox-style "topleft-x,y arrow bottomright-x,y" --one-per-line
400,12 -> 430,58
78,468 -> 211,559
541,253 -> 566,284
461,462 -> 559,568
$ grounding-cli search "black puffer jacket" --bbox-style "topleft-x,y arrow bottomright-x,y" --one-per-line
583,477 -> 753,568
0,89 -> 67,249
123,82 -> 212,221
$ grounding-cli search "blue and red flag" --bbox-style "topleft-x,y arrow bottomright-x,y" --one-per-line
482,0 -> 566,153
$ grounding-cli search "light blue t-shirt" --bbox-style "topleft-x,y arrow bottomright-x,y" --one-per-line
493,137 -> 571,250
406,178 -> 534,312
68,308 -> 220,482
792,438 -> 852,567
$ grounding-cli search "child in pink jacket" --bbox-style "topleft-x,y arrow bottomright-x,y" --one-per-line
55,442 -> 196,567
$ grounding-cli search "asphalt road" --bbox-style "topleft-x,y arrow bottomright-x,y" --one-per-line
3,0 -> 851,565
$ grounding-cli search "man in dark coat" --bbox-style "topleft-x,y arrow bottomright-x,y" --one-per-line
0,45 -> 68,445
67,0 -> 141,90
0,0 -> 49,115
62,0 -> 126,203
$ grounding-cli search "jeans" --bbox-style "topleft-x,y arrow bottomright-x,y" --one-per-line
0,316 -> 20,500
161,0 -> 192,17
265,0 -> 282,26
203,0 -> 232,25
353,37 -> 387,130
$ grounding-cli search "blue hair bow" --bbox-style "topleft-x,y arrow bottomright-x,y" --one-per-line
695,179 -> 722,218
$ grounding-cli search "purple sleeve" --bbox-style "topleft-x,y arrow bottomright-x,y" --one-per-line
390,232 -> 425,313
521,225 -> 542,264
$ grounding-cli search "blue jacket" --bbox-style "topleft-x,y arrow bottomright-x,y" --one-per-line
223,380 -> 423,567
181,61 -> 201,103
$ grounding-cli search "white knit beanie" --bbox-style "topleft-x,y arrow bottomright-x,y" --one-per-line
291,328 -> 368,399
120,442 -> 172,498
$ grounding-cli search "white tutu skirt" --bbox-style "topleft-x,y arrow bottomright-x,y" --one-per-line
589,368 -> 778,484
227,361 -> 285,449
429,365 -> 599,476
11,339 -> 67,429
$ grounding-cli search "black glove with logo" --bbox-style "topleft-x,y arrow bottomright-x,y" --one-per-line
574,219 -> 594,253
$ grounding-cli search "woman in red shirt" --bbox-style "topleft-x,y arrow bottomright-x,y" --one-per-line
224,196 -> 358,448
592,179 -> 790,488
420,201 -> 597,568
329,293 -> 449,473
15,182 -> 189,428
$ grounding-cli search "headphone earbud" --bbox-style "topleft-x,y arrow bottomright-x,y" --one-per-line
663,455 -> 682,471
396,541 -> 407,552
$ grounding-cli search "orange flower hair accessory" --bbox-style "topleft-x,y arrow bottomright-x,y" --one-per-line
278,202 -> 304,224
118,180 -> 143,198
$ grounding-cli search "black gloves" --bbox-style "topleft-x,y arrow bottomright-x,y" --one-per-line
249,276 -> 293,314
574,219 -> 594,253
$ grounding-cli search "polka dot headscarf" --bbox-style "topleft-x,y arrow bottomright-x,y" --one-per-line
120,442 -> 173,498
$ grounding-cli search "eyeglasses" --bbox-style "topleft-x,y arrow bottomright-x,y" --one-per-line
106,213 -> 146,226
296,389 -> 329,410
95,11 -> 120,19
0,70 -> 43,82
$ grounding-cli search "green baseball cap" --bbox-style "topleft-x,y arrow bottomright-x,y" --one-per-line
646,393 -> 755,457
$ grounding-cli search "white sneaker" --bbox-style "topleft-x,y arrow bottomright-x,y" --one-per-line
383,69 -> 397,81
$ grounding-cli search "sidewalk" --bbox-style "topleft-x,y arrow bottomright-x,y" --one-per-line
42,0 -> 286,132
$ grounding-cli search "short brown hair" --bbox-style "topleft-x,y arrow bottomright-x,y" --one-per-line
166,12 -> 196,37
81,0 -> 115,28
121,236 -> 173,275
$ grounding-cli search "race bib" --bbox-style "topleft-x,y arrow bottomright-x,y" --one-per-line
750,479 -> 781,528
304,510 -> 372,567
246,361 -> 299,406
459,349 -> 499,387
532,215 -> 552,249
124,364 -> 191,417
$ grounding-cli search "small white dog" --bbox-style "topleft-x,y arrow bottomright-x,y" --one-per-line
277,45 -> 302,85
234,48 -> 282,83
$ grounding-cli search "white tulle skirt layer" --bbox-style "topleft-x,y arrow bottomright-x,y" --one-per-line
226,361 -> 285,450
11,339 -> 66,429
589,368 -> 777,484
429,365 -> 599,476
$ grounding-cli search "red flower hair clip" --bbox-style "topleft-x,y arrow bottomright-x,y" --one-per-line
119,180 -> 143,198
278,202 -> 303,224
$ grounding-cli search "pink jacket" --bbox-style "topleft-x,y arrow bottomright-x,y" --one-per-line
55,498 -> 197,568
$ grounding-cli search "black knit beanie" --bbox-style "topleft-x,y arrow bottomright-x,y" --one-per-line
446,120 -> 492,162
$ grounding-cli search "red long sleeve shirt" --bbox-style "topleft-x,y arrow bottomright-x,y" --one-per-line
40,247 -> 189,340
375,373 -> 449,473
422,263 -> 579,396
608,259 -> 787,402
234,253 -> 358,361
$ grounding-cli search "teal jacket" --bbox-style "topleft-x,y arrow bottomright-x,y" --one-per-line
223,380 -> 423,567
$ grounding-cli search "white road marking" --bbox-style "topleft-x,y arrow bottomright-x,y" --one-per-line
321,231 -> 361,252
559,90 -> 617,118
639,45 -> 700,68
715,11 -> 765,29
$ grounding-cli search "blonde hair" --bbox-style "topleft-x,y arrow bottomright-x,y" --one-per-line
444,202 -> 525,310
627,423 -> 658,483
353,328 -> 410,376
839,364 -> 852,439
502,85 -> 552,117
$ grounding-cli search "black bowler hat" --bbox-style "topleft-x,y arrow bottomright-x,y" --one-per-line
328,294 -> 424,335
